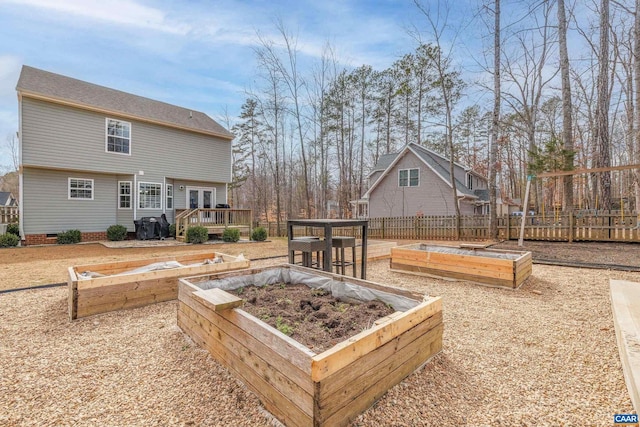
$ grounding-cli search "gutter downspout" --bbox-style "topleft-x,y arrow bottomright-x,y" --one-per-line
133,173 -> 137,221
17,94 -> 25,243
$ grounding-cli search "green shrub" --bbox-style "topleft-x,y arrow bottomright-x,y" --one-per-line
6,223 -> 19,236
222,227 -> 240,243
186,226 -> 209,244
0,233 -> 19,247
169,223 -> 176,238
57,229 -> 81,244
251,226 -> 267,242
106,224 -> 128,241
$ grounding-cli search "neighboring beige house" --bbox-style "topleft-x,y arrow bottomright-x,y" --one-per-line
352,143 -> 491,218
16,66 -> 234,245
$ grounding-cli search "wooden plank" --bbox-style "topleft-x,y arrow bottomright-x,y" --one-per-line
77,258 -> 249,290
74,255 -> 180,274
459,243 -> 490,249
392,257 -> 514,281
178,303 -> 314,417
318,311 -> 443,399
390,264 -> 514,288
193,288 -> 244,311
174,253 -> 220,263
77,275 -> 176,299
311,297 -> 442,381
373,311 -> 404,326
77,280 -> 177,317
78,285 -> 177,313
536,163 -> 640,178
514,253 -> 531,269
427,251 -> 514,272
68,267 -> 78,321
318,326 -> 443,426
77,285 -> 177,315
177,307 -> 312,427
514,264 -> 533,287
610,279 -> 640,413
75,251 -> 245,275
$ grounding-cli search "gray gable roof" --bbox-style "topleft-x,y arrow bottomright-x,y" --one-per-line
409,143 -> 476,197
0,192 -> 16,206
16,65 -> 233,139
371,153 -> 398,172
364,142 -> 487,200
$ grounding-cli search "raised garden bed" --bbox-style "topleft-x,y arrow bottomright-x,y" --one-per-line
68,251 -> 249,320
390,243 -> 532,289
177,264 -> 443,427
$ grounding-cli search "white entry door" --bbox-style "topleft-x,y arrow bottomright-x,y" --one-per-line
187,187 -> 215,209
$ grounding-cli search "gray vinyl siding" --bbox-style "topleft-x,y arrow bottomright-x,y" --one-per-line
23,168 -> 116,234
21,97 -> 231,182
369,152 -> 459,217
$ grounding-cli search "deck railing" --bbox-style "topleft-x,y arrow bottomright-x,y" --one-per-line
0,206 -> 18,224
176,208 -> 252,239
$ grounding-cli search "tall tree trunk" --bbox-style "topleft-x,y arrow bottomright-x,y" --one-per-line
489,0 -> 500,238
558,0 -> 574,212
635,0 -> 640,213
595,0 -> 612,210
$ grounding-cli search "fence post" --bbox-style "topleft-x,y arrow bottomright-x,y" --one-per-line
381,218 -> 385,240
503,214 -> 509,240
568,211 -> 574,243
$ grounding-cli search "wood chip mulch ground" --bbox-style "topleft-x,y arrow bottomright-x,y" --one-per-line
1,240 -> 638,426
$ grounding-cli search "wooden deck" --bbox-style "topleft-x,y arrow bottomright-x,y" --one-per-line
175,208 -> 252,242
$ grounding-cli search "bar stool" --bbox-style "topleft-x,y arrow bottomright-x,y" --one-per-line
288,238 -> 325,269
332,236 -> 356,277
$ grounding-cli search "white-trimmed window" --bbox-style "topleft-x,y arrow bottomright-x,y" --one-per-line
119,181 -> 132,209
166,184 -> 173,210
68,178 -> 94,200
466,173 -> 474,190
106,118 -> 131,155
138,182 -> 162,209
399,168 -> 419,187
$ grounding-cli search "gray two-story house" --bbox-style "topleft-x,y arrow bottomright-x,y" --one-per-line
352,143 -> 490,218
16,65 -> 233,245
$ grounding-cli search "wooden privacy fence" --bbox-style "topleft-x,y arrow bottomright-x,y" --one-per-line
261,211 -> 640,243
0,206 -> 18,224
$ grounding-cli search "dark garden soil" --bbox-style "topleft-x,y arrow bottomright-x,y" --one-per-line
229,283 -> 395,353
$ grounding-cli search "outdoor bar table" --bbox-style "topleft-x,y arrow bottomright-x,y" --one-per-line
287,219 -> 369,279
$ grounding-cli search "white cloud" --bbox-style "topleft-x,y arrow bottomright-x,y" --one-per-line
3,0 -> 190,34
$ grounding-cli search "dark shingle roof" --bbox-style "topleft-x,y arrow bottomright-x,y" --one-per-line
16,65 -> 233,139
474,189 -> 489,201
0,192 -> 16,206
371,153 -> 398,171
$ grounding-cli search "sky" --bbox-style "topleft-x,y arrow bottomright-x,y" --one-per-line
0,0 -> 472,171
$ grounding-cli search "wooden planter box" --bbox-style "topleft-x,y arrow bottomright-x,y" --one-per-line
68,251 -> 249,320
177,265 -> 443,427
390,243 -> 532,289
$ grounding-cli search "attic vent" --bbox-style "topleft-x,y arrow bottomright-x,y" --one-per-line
189,111 -> 192,119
